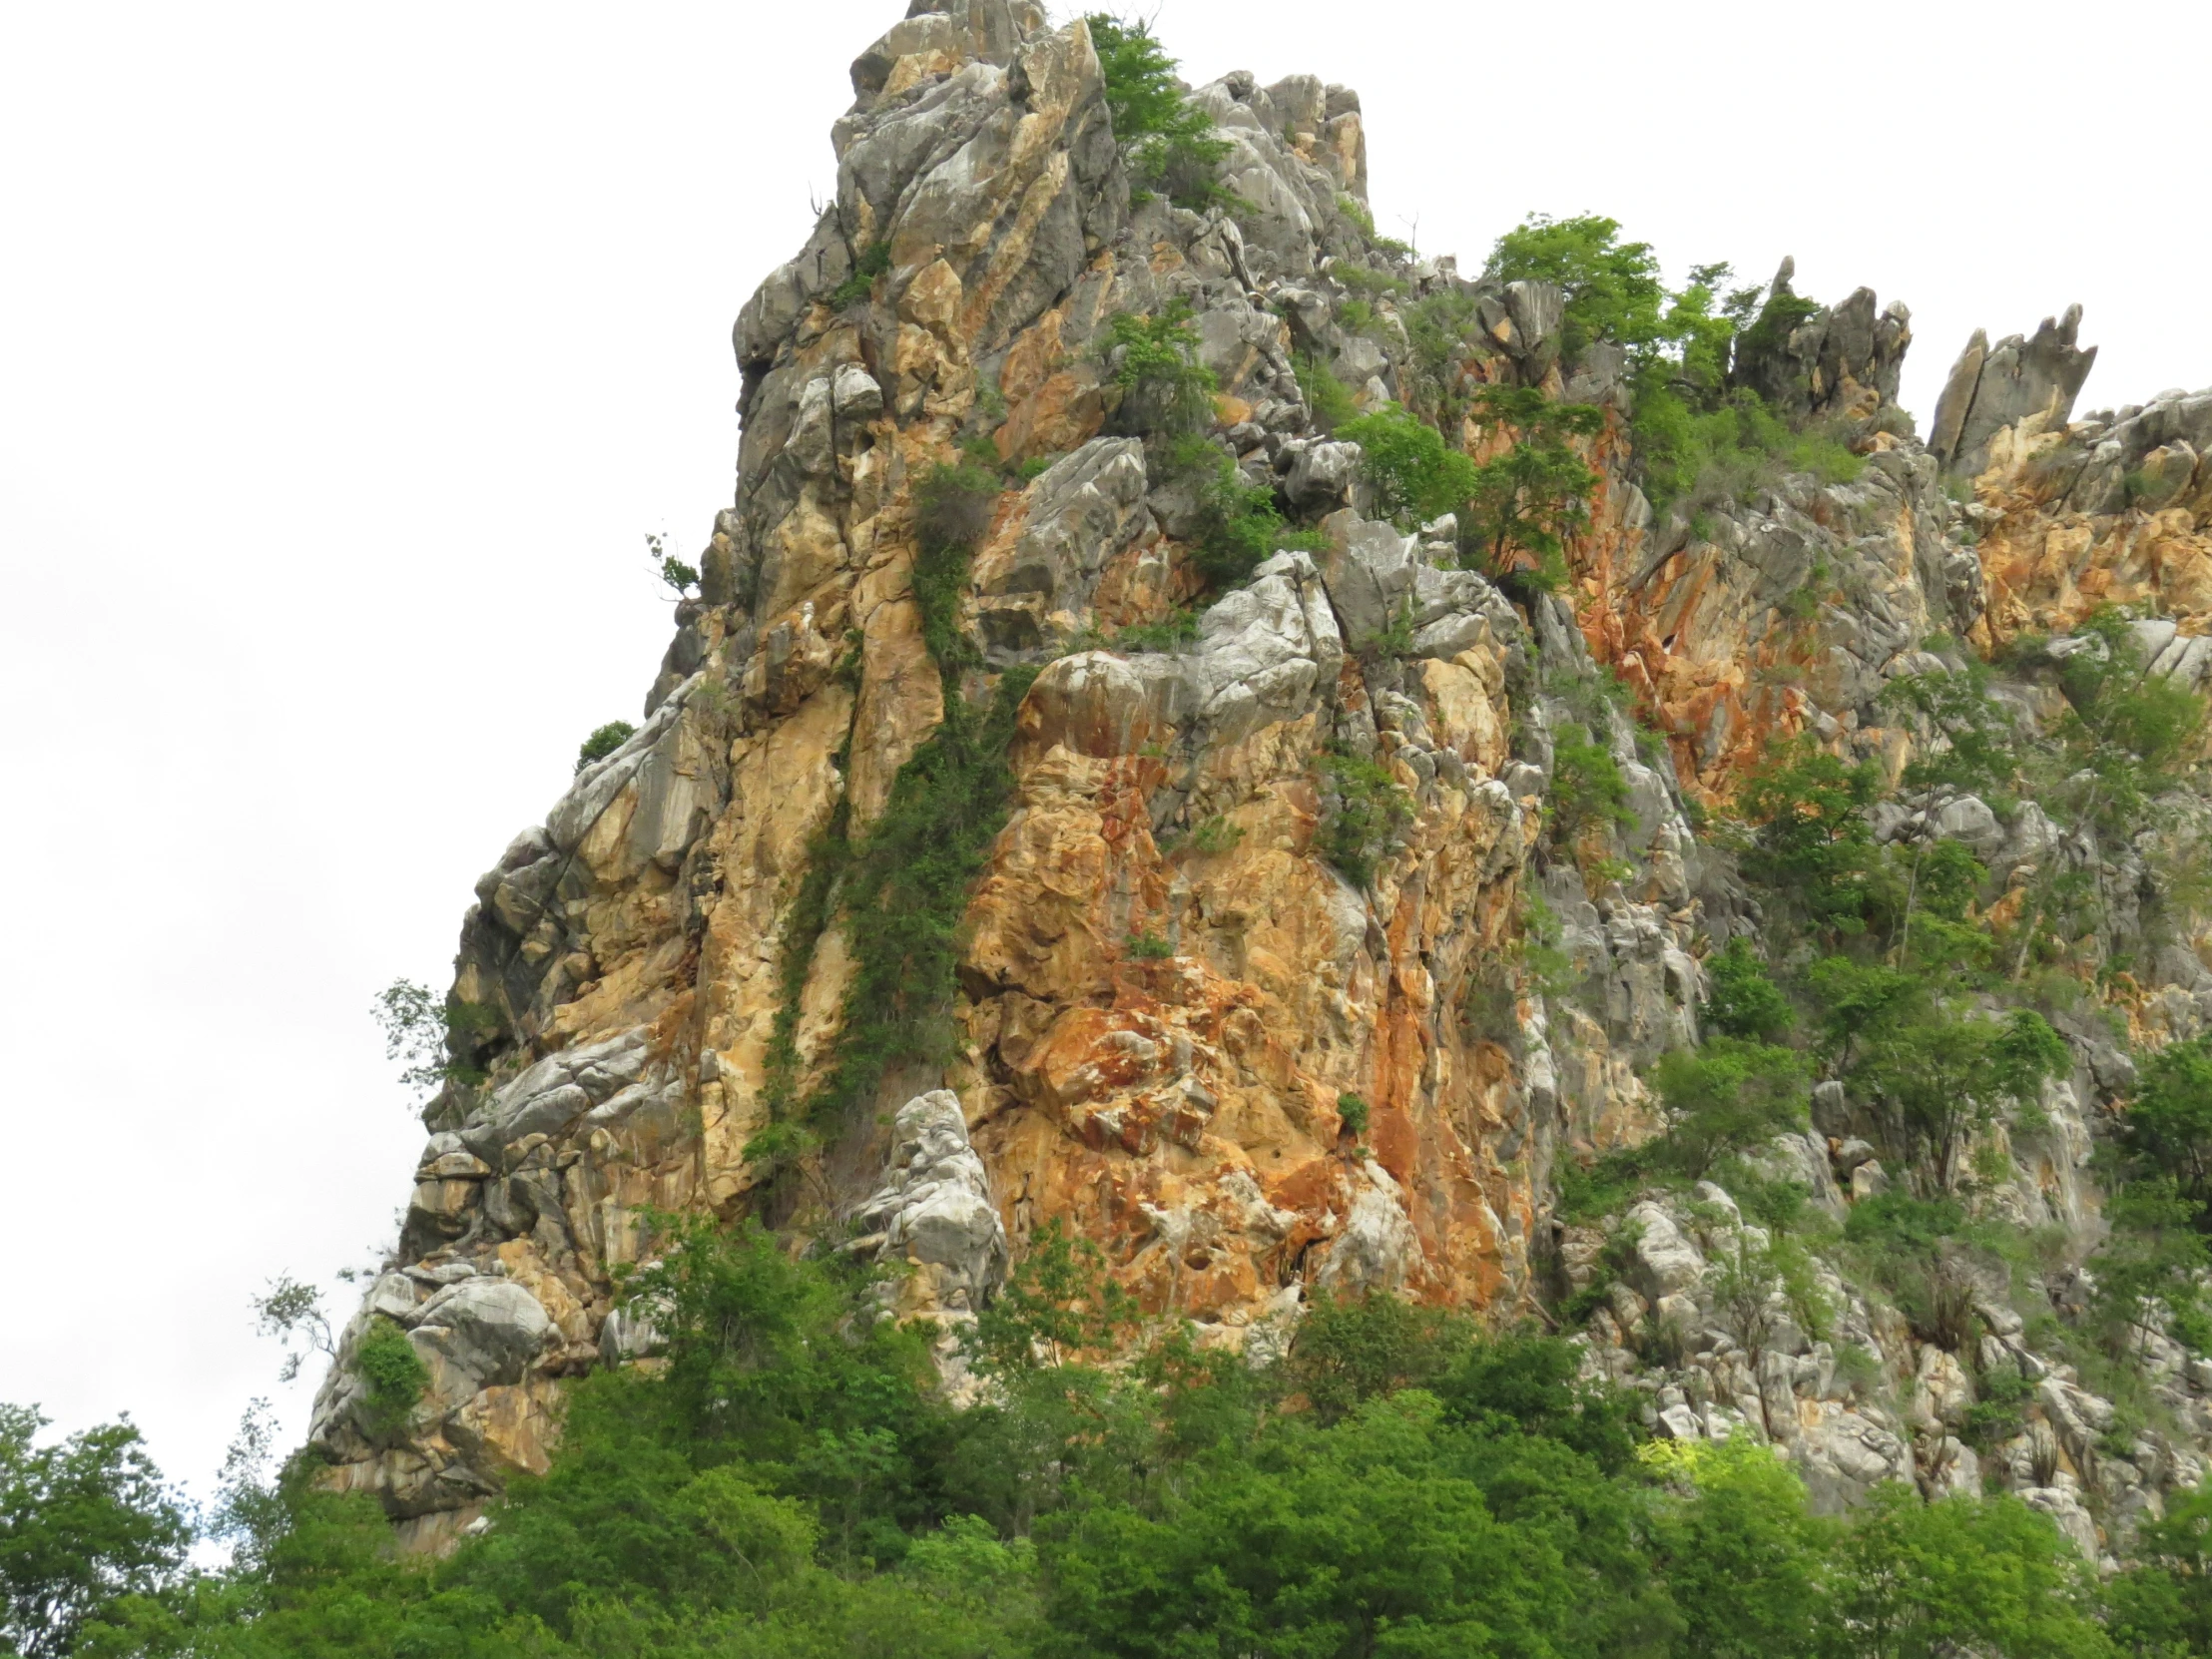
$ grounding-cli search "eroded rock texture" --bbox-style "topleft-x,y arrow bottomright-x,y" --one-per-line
311,1 -> 2212,1558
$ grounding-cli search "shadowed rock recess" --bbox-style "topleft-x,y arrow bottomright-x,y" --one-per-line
312,3 -> 2212,1561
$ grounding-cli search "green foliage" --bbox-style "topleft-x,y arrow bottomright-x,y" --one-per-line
369,978 -> 495,1099
1641,1437 -> 1834,1659
2051,605 -> 2207,834
1400,289 -> 1482,421
2120,1034 -> 2212,1221
1107,300 -> 1216,436
1313,744 -> 1411,887
1087,15 -> 1232,209
1831,1485 -> 2112,1659
1462,891 -> 1578,1044
1125,931 -> 1172,960
1850,1003 -> 2067,1194
1292,352 -> 1357,431
648,529 -> 700,595
751,459 -> 1040,1144
2083,1178 -> 2212,1363
1959,1358 -> 2033,1452
1841,1194 -> 2031,1352
1733,287 -> 1822,368
1336,401 -> 1479,526
48,1209 -> 2139,1659
2106,1479 -> 2212,1656
1334,1091 -> 1370,1140
0,1404 -> 190,1659
1107,608 -> 1199,653
1484,213 -> 1667,357
1633,384 -> 1866,519
353,1319 -> 428,1434
1738,737 -> 1882,938
575,718 -> 637,773
1650,1037 -> 1810,1181
827,240 -> 891,308
1170,442 -> 1327,592
794,665 -> 1037,1133
1186,814 -> 1244,855
1882,656 -> 2022,801
1701,935 -> 1795,1040
970,1219 -> 1139,1375
912,461 -> 1000,667
1548,722 -> 1636,842
1284,1293 -> 1467,1421
1460,383 -> 1606,591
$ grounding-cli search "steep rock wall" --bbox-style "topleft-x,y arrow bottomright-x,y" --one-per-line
306,1 -> 2212,1557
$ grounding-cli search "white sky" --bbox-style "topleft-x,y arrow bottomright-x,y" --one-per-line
4,0 -> 2207,1510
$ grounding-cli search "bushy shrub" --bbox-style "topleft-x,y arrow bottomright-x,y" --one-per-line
1632,384 -> 1864,517
1701,935 -> 1795,1040
1336,1092 -> 1371,1139
1460,384 -> 1605,592
1336,402 -> 1478,527
1107,300 -> 1216,436
1294,352 -> 1358,431
575,720 -> 637,773
826,240 -> 891,308
1314,745 -> 1411,887
911,461 -> 1000,667
1651,1038 -> 1810,1181
354,1319 -> 428,1433
1087,16 -> 1230,209
1285,1290 -> 1469,1422
1547,723 -> 1635,842
1179,444 -> 1325,590
1484,214 -> 1667,357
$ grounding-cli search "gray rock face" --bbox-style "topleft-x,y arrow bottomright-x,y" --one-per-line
458,1029 -> 654,1163
974,438 -> 1149,657
1930,304 -> 2098,476
2047,384 -> 2212,517
854,1090 -> 1007,1312
1189,550 -> 1347,744
1731,259 -> 1910,420
1313,1161 -> 1418,1294
1317,511 -> 1517,657
409,1279 -> 554,1399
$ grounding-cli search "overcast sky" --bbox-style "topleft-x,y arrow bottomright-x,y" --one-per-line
4,0 -> 2207,1509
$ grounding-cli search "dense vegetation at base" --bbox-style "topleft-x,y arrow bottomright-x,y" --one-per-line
17,1219 -> 2212,1657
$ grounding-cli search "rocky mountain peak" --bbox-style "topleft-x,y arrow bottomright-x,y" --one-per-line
307,2 -> 2212,1575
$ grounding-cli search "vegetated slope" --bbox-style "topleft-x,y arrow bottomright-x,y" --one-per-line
280,0 -> 2212,1613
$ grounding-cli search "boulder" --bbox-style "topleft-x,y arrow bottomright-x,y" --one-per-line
855,1090 -> 1008,1313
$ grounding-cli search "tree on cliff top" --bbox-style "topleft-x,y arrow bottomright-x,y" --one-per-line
1087,15 -> 1229,210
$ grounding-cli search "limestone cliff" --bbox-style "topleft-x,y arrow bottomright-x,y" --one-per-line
305,1 -> 2212,1561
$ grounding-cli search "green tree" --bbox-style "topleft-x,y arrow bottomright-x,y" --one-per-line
1829,1487 -> 2112,1659
1701,935 -> 1795,1041
1484,214 -> 1667,357
970,1219 -> 1139,1375
2119,1036 -> 2212,1222
1038,1391 -> 1591,1659
0,1406 -> 189,1659
1086,16 -> 1230,210
576,718 -> 638,773
1335,401 -> 1480,527
1739,738 -> 1883,938
2107,1480 -> 2212,1657
1460,384 -> 1605,591
1285,1292 -> 1469,1423
1106,301 -> 1216,437
1650,1036 -> 1810,1181
1644,1437 -> 1834,1659
1854,1005 -> 2067,1193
